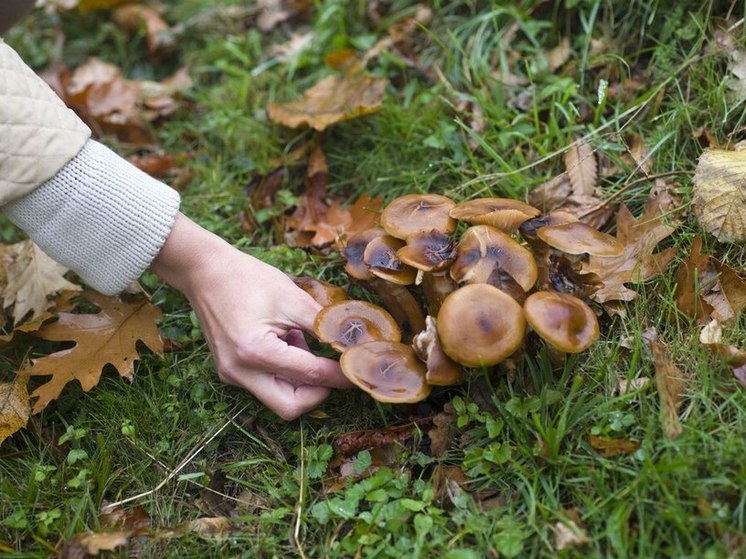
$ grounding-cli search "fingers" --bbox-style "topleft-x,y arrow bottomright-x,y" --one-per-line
246,374 -> 331,421
284,329 -> 310,351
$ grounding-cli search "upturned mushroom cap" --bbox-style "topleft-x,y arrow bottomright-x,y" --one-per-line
412,316 -> 462,386
380,194 -> 457,239
363,235 -> 417,285
293,277 -> 347,307
523,291 -> 599,353
340,341 -> 431,403
341,228 -> 386,281
314,300 -> 401,353
537,222 -> 623,256
449,198 -> 541,232
450,225 -> 538,292
437,284 -> 526,367
396,230 -> 457,272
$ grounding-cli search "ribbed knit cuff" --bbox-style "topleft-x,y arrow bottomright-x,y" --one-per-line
2,139 -> 181,295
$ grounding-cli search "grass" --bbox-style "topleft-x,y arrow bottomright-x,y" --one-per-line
2,0 -> 746,557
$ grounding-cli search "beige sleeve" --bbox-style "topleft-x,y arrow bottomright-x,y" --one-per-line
0,39 -> 91,205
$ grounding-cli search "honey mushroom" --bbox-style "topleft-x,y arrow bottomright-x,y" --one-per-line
536,221 -> 624,257
523,291 -> 600,354
314,300 -> 400,353
411,316 -> 462,386
380,193 -> 457,239
449,197 -> 541,232
396,229 -> 457,313
293,276 -> 347,307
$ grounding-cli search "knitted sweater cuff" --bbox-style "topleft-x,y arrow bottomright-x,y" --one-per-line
2,139 -> 181,295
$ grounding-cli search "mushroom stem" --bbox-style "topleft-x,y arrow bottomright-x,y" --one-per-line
368,278 -> 426,335
422,271 -> 456,314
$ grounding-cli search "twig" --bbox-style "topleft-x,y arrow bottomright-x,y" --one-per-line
101,404 -> 248,512
292,417 -> 308,559
576,170 -> 692,219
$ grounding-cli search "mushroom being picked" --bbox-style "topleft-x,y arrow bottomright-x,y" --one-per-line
412,316 -> 462,386
380,194 -> 457,239
537,221 -> 623,257
523,291 -> 599,354
314,300 -> 401,353
340,341 -> 431,403
293,277 -> 347,307
437,284 -> 526,367
341,228 -> 386,281
364,235 -> 417,285
449,197 -> 541,232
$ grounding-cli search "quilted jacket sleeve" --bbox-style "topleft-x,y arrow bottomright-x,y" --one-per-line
0,39 -> 90,204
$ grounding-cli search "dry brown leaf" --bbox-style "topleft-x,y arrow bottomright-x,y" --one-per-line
255,0 -> 312,33
111,4 -> 174,56
643,328 -> 687,439
529,173 -> 572,213
21,292 -> 163,413
564,138 -> 598,196
587,434 -> 640,457
628,135 -> 653,174
0,376 -> 30,446
692,149 -> 746,243
267,74 -> 388,131
545,37 -> 572,73
2,241 -> 81,326
700,319 -> 746,387
581,192 -> 679,304
64,531 -> 130,556
552,519 -> 590,551
428,402 -> 456,458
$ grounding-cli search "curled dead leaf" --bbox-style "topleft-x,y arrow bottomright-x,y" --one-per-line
643,328 -> 687,439
692,149 -> 746,243
0,376 -> 30,446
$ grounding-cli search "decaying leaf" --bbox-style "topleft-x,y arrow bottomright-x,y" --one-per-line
545,37 -> 572,73
700,319 -> 746,387
564,138 -> 598,196
692,149 -> 746,243
428,402 -> 456,458
111,4 -> 175,56
552,517 -> 590,551
21,292 -> 164,413
267,74 -> 388,131
64,532 -> 130,556
581,192 -> 679,304
643,328 -> 687,439
2,241 -> 81,326
255,0 -> 312,33
587,434 -> 640,457
0,376 -> 30,445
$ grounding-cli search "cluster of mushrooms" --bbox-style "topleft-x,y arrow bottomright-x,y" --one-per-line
293,194 -> 624,404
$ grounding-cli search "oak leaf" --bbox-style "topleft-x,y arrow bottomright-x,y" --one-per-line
643,328 -> 687,439
581,193 -> 679,303
692,148 -> 746,243
21,292 -> 163,413
111,4 -> 174,56
267,74 -> 388,131
564,137 -> 598,196
2,241 -> 81,326
0,376 -> 30,446
700,319 -> 746,387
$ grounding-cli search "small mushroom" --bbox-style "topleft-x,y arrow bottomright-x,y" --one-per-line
518,210 -> 578,243
314,300 -> 401,353
523,291 -> 599,353
293,277 -> 347,307
363,235 -> 417,285
450,225 -> 538,293
340,341 -> 431,403
449,198 -> 541,232
341,228 -> 386,281
412,316 -> 462,386
537,222 -> 623,256
397,230 -> 457,313
437,284 -> 526,367
381,194 -> 457,239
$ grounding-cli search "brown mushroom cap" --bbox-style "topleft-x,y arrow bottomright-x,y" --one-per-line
396,230 -> 456,272
523,291 -> 599,353
537,222 -> 623,256
314,300 -> 401,353
363,235 -> 417,285
437,284 -> 526,367
449,198 -> 541,232
450,225 -> 538,292
380,194 -> 457,239
293,277 -> 347,307
341,228 -> 386,281
341,341 -> 431,403
519,210 -> 578,241
412,316 -> 462,386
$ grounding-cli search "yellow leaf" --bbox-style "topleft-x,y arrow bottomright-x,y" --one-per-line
0,376 -> 30,446
564,137 -> 597,196
692,148 -> 746,243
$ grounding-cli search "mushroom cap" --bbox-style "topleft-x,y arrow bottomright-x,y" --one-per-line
523,291 -> 599,353
314,300 -> 401,353
340,341 -> 431,403
341,228 -> 386,280
519,210 -> 578,241
537,222 -> 623,256
396,230 -> 457,272
437,284 -> 526,367
412,316 -> 462,386
293,277 -> 347,307
450,225 -> 538,292
363,235 -> 417,285
449,198 -> 541,232
380,194 -> 457,239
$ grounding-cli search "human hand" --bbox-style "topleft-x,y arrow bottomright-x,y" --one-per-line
151,213 -> 351,420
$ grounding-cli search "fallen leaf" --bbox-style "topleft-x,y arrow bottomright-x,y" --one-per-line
587,434 -> 640,457
699,319 -> 746,387
127,153 -> 180,178
111,4 -> 175,56
63,531 -> 130,556
332,419 -> 432,457
529,173 -> 572,213
255,0 -> 312,33
0,376 -> 30,445
267,74 -> 388,131
428,402 -> 456,458
545,37 -> 572,73
581,192 -> 679,304
552,519 -> 590,551
2,241 -> 81,326
564,138 -> 598,196
692,148 -> 746,243
21,292 -> 163,413
643,328 -> 687,439
616,376 -> 650,395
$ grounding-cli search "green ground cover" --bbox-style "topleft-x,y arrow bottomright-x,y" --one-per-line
2,0 -> 746,557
